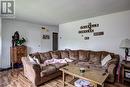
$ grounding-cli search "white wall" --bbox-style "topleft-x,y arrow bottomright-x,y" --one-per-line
0,18 -> 1,68
2,19 -> 58,68
59,10 -> 130,60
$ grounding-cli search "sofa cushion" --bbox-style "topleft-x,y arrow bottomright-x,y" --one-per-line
44,52 -> 52,59
69,50 -> 79,60
78,50 -> 90,61
89,51 -> 101,64
39,53 -> 47,63
40,65 -> 57,77
60,51 -> 69,59
76,61 -> 90,67
39,52 -> 52,63
53,63 -> 66,69
50,51 -> 61,59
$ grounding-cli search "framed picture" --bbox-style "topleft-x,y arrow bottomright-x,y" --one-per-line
127,56 -> 130,61
93,32 -> 104,36
43,35 -> 50,39
84,37 -> 89,40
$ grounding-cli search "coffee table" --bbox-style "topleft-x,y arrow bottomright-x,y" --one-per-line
60,64 -> 109,87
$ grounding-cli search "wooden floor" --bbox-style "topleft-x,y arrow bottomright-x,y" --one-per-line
0,68 -> 129,87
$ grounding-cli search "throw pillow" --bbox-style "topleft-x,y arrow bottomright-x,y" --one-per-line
28,55 -> 36,64
28,55 -> 40,64
89,52 -> 101,64
101,54 -> 112,66
33,57 -> 40,64
43,52 -> 52,59
64,58 -> 73,62
78,50 -> 90,61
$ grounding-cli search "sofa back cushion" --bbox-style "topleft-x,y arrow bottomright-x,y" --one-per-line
88,51 -> 102,64
78,50 -> 90,61
69,50 -> 79,60
50,51 -> 61,59
60,51 -> 69,59
100,51 -> 109,60
39,52 -> 52,63
101,54 -> 112,66
100,51 -> 115,60
39,53 -> 47,63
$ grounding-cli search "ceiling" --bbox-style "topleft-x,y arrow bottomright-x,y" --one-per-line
15,0 -> 130,25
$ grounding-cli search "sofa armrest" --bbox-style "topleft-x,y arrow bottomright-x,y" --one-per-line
106,55 -> 119,83
32,63 -> 42,85
107,63 -> 116,74
22,57 -> 41,85
106,63 -> 116,83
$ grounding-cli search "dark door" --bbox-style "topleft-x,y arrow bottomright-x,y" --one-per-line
53,32 -> 58,51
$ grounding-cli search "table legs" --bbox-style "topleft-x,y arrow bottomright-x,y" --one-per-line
62,71 -> 65,87
92,82 -> 97,87
101,83 -> 104,87
121,65 -> 124,83
62,71 -> 99,87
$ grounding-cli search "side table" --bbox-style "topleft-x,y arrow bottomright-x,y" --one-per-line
120,60 -> 130,83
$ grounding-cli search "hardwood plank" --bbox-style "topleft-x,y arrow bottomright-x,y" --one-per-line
0,68 -> 129,87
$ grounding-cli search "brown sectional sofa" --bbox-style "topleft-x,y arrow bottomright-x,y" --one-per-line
22,50 -> 119,86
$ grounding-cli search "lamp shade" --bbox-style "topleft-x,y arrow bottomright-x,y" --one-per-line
120,39 -> 130,49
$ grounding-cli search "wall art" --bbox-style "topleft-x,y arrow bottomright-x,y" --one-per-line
78,22 -> 99,34
84,37 -> 89,40
43,35 -> 50,39
93,32 -> 104,36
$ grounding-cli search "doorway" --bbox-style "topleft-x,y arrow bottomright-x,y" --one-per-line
52,32 -> 58,51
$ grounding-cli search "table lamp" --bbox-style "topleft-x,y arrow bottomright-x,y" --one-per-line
120,39 -> 130,62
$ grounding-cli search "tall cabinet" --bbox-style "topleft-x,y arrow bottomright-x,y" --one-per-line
10,45 -> 27,67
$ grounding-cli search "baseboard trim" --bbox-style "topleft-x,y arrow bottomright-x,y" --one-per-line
0,67 -> 12,71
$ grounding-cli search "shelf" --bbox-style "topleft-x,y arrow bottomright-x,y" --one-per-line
65,78 -> 78,87
124,69 -> 130,72
124,78 -> 130,82
65,78 -> 94,87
